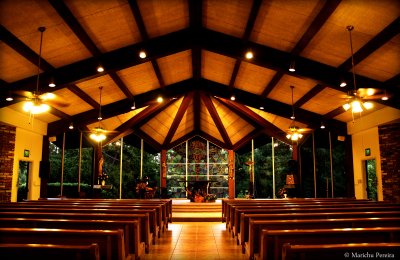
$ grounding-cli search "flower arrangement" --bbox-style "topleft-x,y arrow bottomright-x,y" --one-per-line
278,187 -> 287,198
204,193 -> 217,202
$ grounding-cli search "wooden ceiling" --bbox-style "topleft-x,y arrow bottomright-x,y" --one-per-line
1,0 -> 399,152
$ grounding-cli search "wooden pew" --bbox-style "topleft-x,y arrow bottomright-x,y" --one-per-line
221,198 -> 370,223
0,203 -> 162,238
23,198 -> 172,231
239,210 -> 400,256
0,205 -> 160,243
34,198 -> 172,228
281,242 -> 400,260
35,198 -> 173,226
227,202 -> 382,231
231,204 -> 400,238
245,217 -> 400,260
0,243 -> 100,260
0,227 -> 128,260
258,227 -> 400,260
0,211 -> 152,253
0,217 -> 144,260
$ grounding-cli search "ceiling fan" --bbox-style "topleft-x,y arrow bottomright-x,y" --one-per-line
88,86 -> 116,142
285,86 -> 312,142
340,25 -> 390,115
14,27 -> 69,114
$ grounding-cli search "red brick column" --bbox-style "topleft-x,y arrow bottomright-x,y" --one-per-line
0,123 -> 16,202
379,122 -> 400,202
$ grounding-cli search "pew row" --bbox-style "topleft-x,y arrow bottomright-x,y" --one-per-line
0,243 -> 100,260
258,227 -> 400,260
0,227 -> 128,260
0,211 -> 152,253
244,217 -> 400,259
0,217 -> 144,260
232,204 -> 400,239
281,242 -> 400,260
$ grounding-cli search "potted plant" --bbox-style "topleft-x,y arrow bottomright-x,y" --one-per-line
204,193 -> 217,202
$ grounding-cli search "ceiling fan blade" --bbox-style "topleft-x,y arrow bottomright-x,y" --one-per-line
13,90 -> 34,99
39,92 -> 70,107
356,88 -> 383,97
44,98 -> 70,107
298,128 -> 313,133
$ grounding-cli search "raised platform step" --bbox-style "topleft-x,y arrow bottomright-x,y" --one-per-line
171,199 -> 222,222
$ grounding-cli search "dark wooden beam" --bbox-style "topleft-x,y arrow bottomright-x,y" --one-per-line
294,84 -> 326,108
134,129 -> 161,151
218,97 -> 286,139
49,0 -> 101,56
67,85 -> 99,109
164,131 -> 197,151
0,25 -> 54,71
261,0 -> 340,98
49,107 -> 71,120
3,29 -> 192,97
339,17 -> 400,71
199,131 -> 229,150
228,0 -> 262,91
323,106 -> 346,120
128,0 -> 149,40
201,93 -> 232,148
291,0 -> 341,55
163,92 -> 194,146
109,72 -> 134,100
193,90 -> 201,131
261,72 -> 283,97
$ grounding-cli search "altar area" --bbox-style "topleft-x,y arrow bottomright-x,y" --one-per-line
171,199 -> 222,222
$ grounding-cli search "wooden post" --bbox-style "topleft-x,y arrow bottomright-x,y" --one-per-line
161,149 -> 167,188
228,150 -> 235,199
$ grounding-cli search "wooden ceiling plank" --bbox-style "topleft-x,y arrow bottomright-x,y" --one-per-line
201,28 -> 385,98
201,92 -> 232,148
3,29 -> 192,96
339,17 -> 400,71
291,0 -> 342,55
228,0 -> 262,91
163,92 -> 193,146
49,0 -> 101,56
260,0 -> 340,98
0,25 -> 54,71
220,97 -> 285,138
199,131 -> 228,150
294,84 -> 326,108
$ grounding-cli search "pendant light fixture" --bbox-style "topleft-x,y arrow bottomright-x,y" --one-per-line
342,25 -> 373,115
90,86 -> 107,142
23,27 -> 50,115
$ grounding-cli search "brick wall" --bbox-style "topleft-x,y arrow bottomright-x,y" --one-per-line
379,122 -> 400,202
0,123 -> 16,202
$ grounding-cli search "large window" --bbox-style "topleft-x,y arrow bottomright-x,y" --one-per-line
166,137 -> 228,198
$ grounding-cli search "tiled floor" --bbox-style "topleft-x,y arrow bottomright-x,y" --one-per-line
142,222 -> 247,260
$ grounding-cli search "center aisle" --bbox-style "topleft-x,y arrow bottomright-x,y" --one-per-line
142,222 -> 247,260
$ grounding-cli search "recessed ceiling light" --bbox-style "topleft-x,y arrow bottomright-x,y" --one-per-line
245,51 -> 253,59
139,50 -> 147,59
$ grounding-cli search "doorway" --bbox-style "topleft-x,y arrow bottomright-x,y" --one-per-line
17,161 -> 30,202
364,159 -> 377,201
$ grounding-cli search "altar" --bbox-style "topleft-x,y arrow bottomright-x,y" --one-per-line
179,180 -> 218,202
